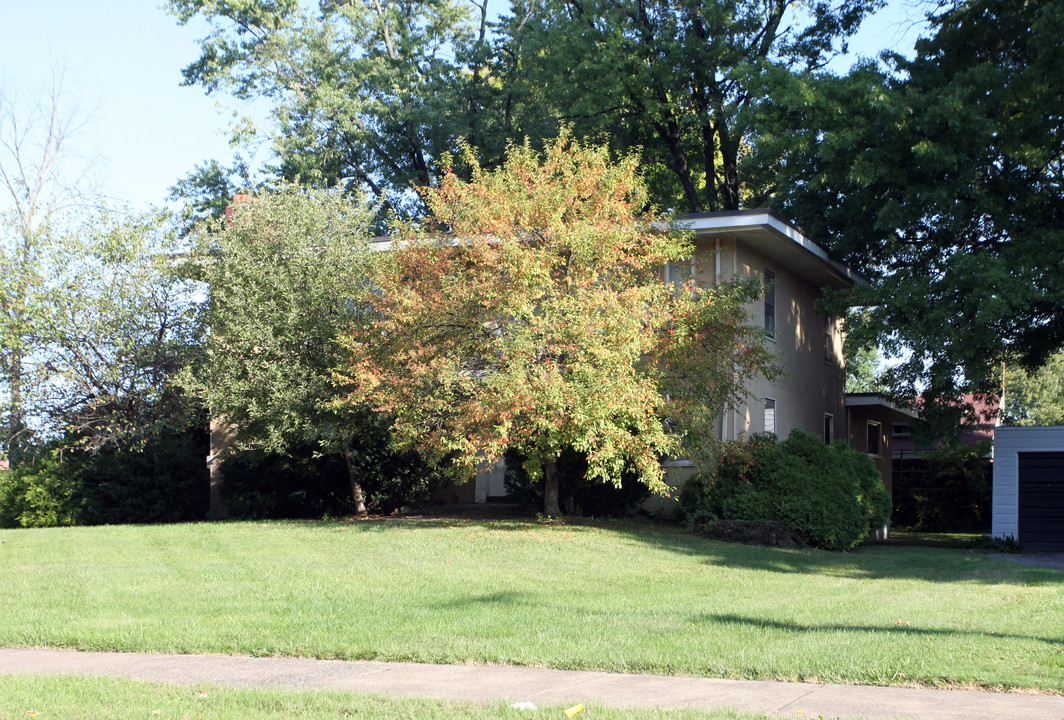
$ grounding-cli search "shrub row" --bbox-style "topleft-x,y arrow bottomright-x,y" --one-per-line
0,426 -> 209,528
0,412 -> 447,528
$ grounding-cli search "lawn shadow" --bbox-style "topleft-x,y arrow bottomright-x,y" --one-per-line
595,521 -> 1064,587
276,515 -> 1063,587
431,591 -> 530,609
693,611 -> 1064,646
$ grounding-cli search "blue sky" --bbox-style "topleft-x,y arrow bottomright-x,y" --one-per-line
0,1 -> 930,212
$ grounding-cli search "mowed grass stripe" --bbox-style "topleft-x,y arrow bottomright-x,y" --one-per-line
1,519 -> 1061,690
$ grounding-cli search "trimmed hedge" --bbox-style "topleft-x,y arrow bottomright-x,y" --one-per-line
220,413 -> 445,519
0,427 -> 209,528
679,429 -> 890,550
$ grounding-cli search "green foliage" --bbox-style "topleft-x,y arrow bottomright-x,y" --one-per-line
42,210 -> 202,453
968,534 -> 1023,553
181,185 -> 380,513
168,157 -> 261,232
76,426 -> 209,526
1002,351 -> 1064,427
767,0 -> 1064,401
2,204 -> 201,460
892,441 -> 991,532
675,474 -> 717,531
169,0 -> 880,219
341,139 -> 775,516
168,0 -> 500,221
0,451 -> 80,528
222,412 -> 444,519
503,0 -> 880,213
844,339 -> 887,395
694,430 -> 889,550
503,447 -> 650,518
0,425 -> 208,529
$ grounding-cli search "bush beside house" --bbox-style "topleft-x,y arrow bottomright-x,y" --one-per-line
891,441 -> 992,532
679,429 -> 890,550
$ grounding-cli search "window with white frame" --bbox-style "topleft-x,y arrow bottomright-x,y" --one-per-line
763,269 -> 776,339
824,316 -> 834,362
867,421 -> 881,456
764,398 -> 776,435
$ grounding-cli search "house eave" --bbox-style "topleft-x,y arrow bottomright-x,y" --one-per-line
675,210 -> 868,291
845,393 -> 920,420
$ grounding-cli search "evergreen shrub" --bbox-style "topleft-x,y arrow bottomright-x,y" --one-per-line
220,414 -> 444,519
0,426 -> 208,528
680,429 -> 890,550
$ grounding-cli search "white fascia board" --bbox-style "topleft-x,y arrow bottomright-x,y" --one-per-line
675,211 -> 868,290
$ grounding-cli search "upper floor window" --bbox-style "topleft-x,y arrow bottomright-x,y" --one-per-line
764,398 -> 777,435
867,421 -> 881,456
892,423 -> 911,439
763,269 -> 776,339
824,316 -> 834,362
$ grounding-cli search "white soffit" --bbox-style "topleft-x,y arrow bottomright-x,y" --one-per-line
676,210 -> 866,290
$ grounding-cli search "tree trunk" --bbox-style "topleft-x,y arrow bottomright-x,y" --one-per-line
543,459 -> 561,517
342,441 -> 368,518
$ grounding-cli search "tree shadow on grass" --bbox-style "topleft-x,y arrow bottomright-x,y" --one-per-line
636,528 -> 1064,586
431,591 -> 530,609
529,518 -> 1064,587
692,612 -> 1064,647
275,516 -> 1063,586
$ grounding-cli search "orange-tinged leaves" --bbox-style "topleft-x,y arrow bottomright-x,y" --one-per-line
338,137 -> 776,488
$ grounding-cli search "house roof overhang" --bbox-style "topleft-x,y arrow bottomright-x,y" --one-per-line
675,210 -> 868,291
845,393 -> 920,422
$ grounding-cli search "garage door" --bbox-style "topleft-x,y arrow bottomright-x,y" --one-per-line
1018,452 -> 1064,551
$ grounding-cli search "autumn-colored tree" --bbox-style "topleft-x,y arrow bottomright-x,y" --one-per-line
339,139 -> 775,516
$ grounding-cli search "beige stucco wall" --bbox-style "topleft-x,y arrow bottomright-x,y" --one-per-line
690,233 -> 847,445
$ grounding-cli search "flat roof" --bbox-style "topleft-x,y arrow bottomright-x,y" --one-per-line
675,210 -> 868,290
845,393 -> 920,420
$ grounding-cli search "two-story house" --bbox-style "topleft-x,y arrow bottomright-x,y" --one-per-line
460,210 -> 909,512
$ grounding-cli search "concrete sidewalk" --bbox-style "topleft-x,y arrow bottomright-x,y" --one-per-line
1,648 -> 1062,720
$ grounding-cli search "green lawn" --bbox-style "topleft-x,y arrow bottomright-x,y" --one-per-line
1,519 -> 1062,692
0,675 -> 765,720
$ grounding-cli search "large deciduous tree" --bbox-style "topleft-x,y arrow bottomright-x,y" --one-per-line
765,0 -> 1064,402
36,210 -> 202,453
168,0 -> 503,219
1,74 -> 97,462
180,186 -> 379,515
497,0 -> 880,213
1,76 -> 203,461
169,0 -> 880,219
338,139 -> 775,516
